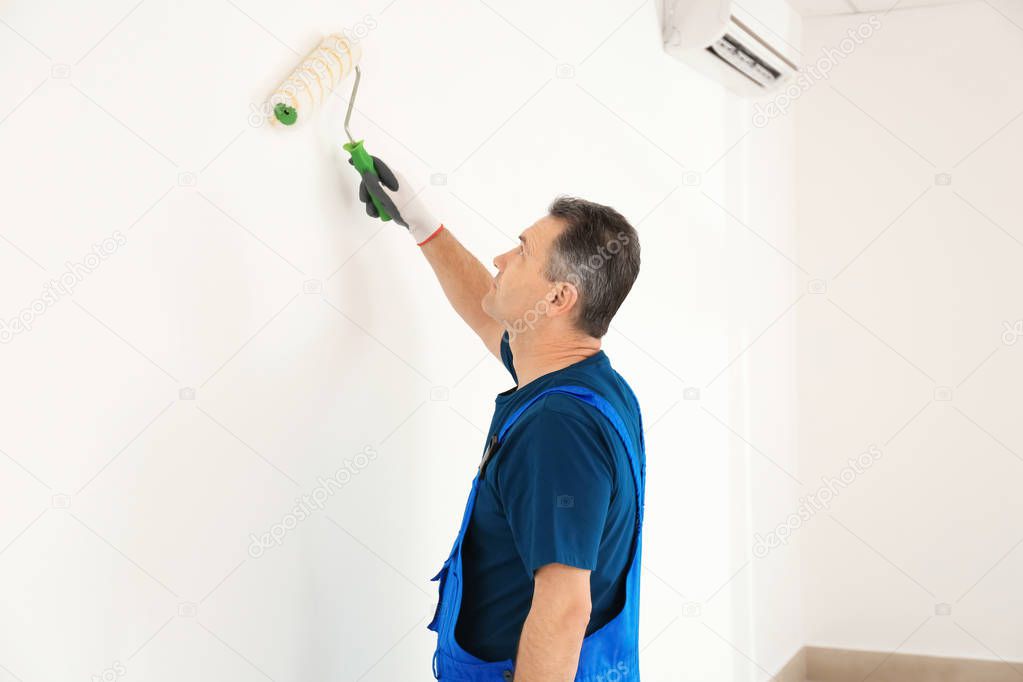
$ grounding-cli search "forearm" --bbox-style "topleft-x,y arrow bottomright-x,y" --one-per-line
419,227 -> 496,332
348,162 -> 499,337
513,601 -> 589,681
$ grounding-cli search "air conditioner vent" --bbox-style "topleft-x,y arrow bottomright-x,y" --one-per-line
662,0 -> 802,97
706,34 -> 782,88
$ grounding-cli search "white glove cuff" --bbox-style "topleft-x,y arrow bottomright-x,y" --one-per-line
402,202 -> 444,246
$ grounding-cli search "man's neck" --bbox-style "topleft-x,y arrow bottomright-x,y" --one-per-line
507,328 -> 601,389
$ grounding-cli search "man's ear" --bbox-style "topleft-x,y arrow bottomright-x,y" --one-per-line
547,281 -> 580,318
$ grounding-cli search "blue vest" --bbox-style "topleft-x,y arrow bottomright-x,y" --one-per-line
427,384 -> 646,680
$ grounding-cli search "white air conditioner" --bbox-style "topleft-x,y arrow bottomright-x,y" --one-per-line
661,0 -> 802,96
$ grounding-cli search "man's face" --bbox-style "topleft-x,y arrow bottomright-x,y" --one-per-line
481,215 -> 565,331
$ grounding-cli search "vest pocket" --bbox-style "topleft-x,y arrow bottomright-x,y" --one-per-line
426,559 -> 451,633
442,570 -> 460,639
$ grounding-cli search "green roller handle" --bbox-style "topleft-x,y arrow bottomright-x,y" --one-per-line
343,140 -> 391,222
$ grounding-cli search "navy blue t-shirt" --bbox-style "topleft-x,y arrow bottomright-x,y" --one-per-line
455,331 -> 642,662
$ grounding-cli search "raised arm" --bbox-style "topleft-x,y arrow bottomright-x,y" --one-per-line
350,157 -> 505,358
419,228 -> 504,359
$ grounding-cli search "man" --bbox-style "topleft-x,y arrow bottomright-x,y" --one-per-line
351,157 -> 645,681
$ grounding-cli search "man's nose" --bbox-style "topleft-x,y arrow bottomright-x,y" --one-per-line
494,247 -> 514,269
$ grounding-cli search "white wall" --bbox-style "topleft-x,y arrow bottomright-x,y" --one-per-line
796,0 -> 1023,662
0,1 -> 801,680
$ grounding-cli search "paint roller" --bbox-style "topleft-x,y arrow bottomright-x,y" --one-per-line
268,34 -> 392,221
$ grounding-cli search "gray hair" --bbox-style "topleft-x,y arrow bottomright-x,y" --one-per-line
544,197 -> 641,339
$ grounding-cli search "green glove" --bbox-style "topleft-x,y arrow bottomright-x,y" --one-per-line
343,140 -> 394,222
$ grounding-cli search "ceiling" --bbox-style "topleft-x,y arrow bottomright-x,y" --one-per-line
786,0 -> 975,16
